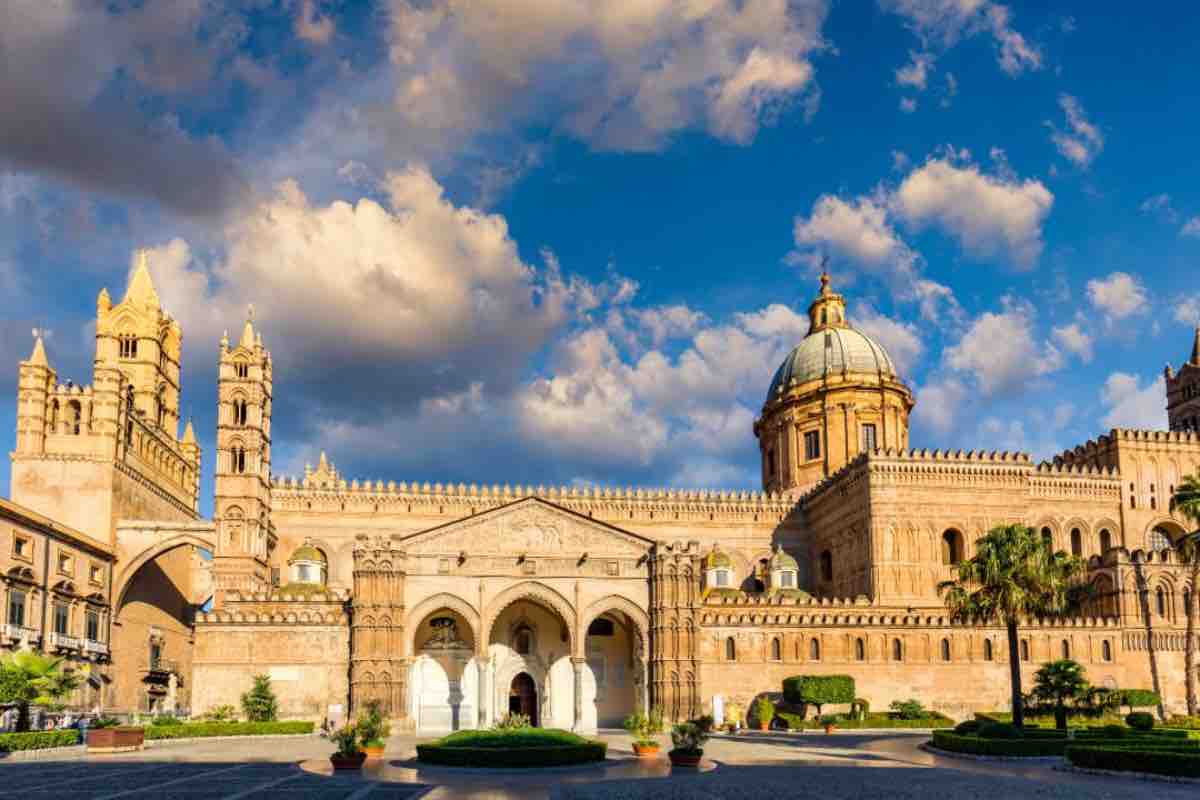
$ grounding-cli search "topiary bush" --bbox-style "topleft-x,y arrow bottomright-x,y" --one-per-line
416,728 -> 607,767
1066,745 -> 1200,778
1103,724 -> 1127,739
889,699 -> 927,720
1126,712 -> 1155,732
1113,689 -> 1161,712
978,722 -> 1023,739
782,675 -> 854,717
241,674 -> 278,722
753,697 -> 775,727
954,720 -> 982,736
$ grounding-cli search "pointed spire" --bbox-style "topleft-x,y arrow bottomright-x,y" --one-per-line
182,418 -> 197,445
123,249 -> 160,307
239,304 -> 255,349
1192,326 -> 1199,365
97,287 -> 111,314
27,334 -> 48,367
318,451 -> 329,471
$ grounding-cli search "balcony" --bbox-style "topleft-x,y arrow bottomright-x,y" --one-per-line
82,639 -> 110,658
148,657 -> 179,677
0,624 -> 41,646
47,632 -> 81,652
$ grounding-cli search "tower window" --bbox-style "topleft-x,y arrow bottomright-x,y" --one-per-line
234,363 -> 249,379
726,637 -> 736,661
940,638 -> 951,662
233,399 -> 248,426
941,530 -> 963,565
892,638 -> 903,661
119,335 -> 138,359
819,550 -> 832,582
804,431 -> 821,460
1099,529 -> 1112,554
855,638 -> 865,661
983,639 -> 993,661
232,448 -> 246,474
1070,528 -> 1082,557
770,637 -> 781,661
861,423 -> 877,452
809,638 -> 820,660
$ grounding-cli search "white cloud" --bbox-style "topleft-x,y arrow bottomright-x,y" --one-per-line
1182,217 -> 1200,238
899,97 -> 918,113
1048,94 -> 1103,168
1086,271 -> 1148,323
1140,193 -> 1177,224
881,1 -> 1041,77
1175,295 -> 1200,326
1051,322 -> 1093,362
892,154 -> 1053,267
913,377 -> 967,435
386,0 -> 829,151
295,0 -> 335,45
943,299 -> 1063,396
853,305 -> 924,375
793,194 -> 918,278
1101,373 -> 1167,431
896,50 -> 933,90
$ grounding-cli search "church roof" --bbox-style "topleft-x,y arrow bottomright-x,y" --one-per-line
704,546 -> 732,569
766,325 -> 898,403
769,547 -> 798,570
123,250 -> 161,308
289,540 -> 326,563
27,336 -> 48,368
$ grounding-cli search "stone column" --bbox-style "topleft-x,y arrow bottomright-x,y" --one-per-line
640,659 -> 650,715
476,657 -> 489,729
572,657 -> 585,732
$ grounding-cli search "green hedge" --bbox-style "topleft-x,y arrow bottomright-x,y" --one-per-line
416,729 -> 606,768
932,731 -> 1199,759
1066,745 -> 1200,778
782,675 -> 855,708
144,721 -> 313,740
777,711 -> 952,731
0,731 -> 80,752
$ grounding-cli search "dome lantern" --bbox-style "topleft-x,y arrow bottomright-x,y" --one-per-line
286,538 -> 327,586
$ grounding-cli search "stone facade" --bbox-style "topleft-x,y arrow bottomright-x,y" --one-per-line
7,265 -> 1200,727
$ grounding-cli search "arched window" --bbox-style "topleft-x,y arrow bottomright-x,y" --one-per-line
515,626 -> 533,656
1101,640 -> 1112,662
1061,639 -> 1070,659
1020,639 -> 1030,661
234,361 -> 249,379
941,530 -> 963,565
1070,528 -> 1082,557
892,638 -> 902,662
119,334 -> 138,359
1040,527 -> 1053,550
48,399 -> 59,432
940,638 -> 951,662
1156,587 -> 1167,617
1149,527 -> 1173,552
984,639 -> 994,661
855,638 -> 865,661
1099,529 -> 1112,554
156,386 -> 167,428
770,638 -> 781,661
819,551 -> 833,582
66,400 -> 82,435
1185,589 -> 1193,614
233,398 -> 248,426
726,637 -> 736,661
232,447 -> 246,474
809,638 -> 821,661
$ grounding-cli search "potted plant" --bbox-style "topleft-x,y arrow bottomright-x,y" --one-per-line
357,700 -> 390,759
820,713 -> 839,734
623,708 -> 665,757
725,702 -> 743,732
86,716 -> 146,752
330,724 -> 366,769
753,697 -> 775,731
668,721 -> 709,768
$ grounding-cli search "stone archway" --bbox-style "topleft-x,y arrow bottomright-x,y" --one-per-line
579,599 -> 647,729
485,586 -> 576,730
408,604 -> 479,734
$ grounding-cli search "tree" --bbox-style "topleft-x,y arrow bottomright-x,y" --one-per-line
241,674 -> 278,722
1032,659 -> 1089,730
0,651 -> 83,731
782,675 -> 854,718
1173,474 -> 1200,716
939,523 -> 1086,729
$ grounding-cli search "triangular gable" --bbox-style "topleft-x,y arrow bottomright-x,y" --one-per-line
399,496 -> 653,557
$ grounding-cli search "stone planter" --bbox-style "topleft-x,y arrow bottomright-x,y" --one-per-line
330,752 -> 367,770
87,726 -> 145,753
632,742 -> 660,758
362,744 -> 386,760
669,749 -> 703,768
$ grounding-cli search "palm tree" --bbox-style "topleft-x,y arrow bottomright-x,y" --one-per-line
1031,658 -> 1089,730
1173,474 -> 1200,717
938,523 -> 1086,728
0,650 -> 83,730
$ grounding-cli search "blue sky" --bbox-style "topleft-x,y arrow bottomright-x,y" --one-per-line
2,1 -> 1198,517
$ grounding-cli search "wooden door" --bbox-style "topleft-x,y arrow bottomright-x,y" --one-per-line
509,672 -> 538,727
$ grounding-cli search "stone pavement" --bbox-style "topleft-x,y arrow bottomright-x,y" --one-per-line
0,730 -> 1188,799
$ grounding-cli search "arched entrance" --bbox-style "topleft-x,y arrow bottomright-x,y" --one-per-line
509,672 -> 538,726
487,589 -> 575,730
408,607 -> 478,734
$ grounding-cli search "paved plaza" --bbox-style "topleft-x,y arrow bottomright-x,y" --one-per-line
0,732 -> 1190,799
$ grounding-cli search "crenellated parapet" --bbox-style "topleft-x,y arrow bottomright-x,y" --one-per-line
196,590 -> 349,626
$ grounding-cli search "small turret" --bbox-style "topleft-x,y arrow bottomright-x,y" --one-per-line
123,249 -> 161,308
28,336 -> 48,368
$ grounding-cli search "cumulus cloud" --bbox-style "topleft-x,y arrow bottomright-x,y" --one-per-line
295,0 -> 336,45
1175,295 -> 1200,326
913,377 -> 968,435
881,0 -> 1041,77
1086,271 -> 1148,323
0,1 -> 247,217
943,299 -> 1063,397
1140,193 -> 1178,224
793,194 -> 917,278
1182,217 -> 1200,238
1101,373 -> 1167,430
896,51 -> 933,90
853,305 -> 924,375
1047,94 -> 1103,168
1051,322 -> 1093,362
385,0 -> 829,151
892,153 -> 1053,267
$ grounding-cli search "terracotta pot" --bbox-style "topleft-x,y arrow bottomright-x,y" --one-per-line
759,722 -> 769,731
362,744 -> 386,759
669,750 -> 703,768
632,742 -> 660,758
331,752 -> 367,770
824,724 -> 836,735
86,726 -> 145,753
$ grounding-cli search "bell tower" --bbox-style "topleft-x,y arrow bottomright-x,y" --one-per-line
1165,326 -> 1200,432
211,308 -> 275,605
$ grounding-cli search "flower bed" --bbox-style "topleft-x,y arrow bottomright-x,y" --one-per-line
415,728 -> 607,768
1065,745 -> 1200,778
144,721 -> 314,740
0,731 -> 79,752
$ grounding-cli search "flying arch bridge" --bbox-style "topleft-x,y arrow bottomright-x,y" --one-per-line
114,520 -> 216,608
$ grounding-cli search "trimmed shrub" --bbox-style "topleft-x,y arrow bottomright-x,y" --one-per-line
241,674 -> 278,722
150,715 -> 183,727
1102,724 -> 1127,739
0,730 -> 79,752
954,720 -> 982,736
1126,712 -> 1155,732
889,699 -> 927,720
1066,745 -> 1200,778
417,728 -> 606,768
1113,689 -> 1161,710
753,697 -> 775,727
143,721 -> 313,740
782,675 -> 855,716
978,722 -> 1022,740
777,711 -> 807,731
1168,716 -> 1200,730
931,731 -> 1064,757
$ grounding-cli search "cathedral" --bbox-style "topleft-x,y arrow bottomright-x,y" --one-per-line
5,256 -> 1200,729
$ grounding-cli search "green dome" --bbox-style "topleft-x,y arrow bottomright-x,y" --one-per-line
704,547 -> 732,570
770,548 -> 799,570
289,542 -> 326,564
766,327 -> 897,404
